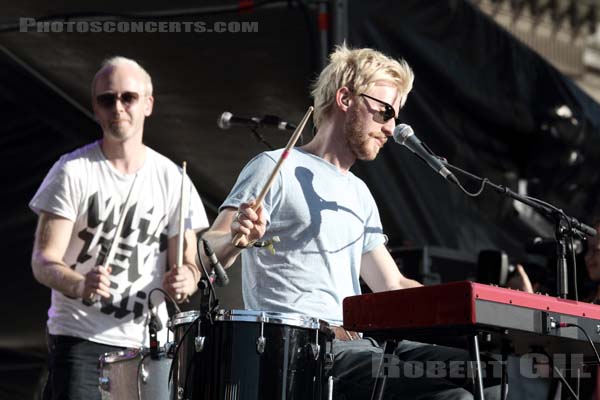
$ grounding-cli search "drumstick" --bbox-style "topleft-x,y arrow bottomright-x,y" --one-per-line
88,174 -> 138,304
176,161 -> 187,301
231,106 -> 313,247
105,175 -> 138,267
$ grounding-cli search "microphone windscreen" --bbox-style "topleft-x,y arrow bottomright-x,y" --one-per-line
393,124 -> 414,144
217,112 -> 233,130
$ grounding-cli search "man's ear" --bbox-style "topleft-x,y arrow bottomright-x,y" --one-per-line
144,95 -> 154,117
335,87 -> 352,112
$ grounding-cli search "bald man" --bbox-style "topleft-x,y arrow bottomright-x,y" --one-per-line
30,57 -> 208,399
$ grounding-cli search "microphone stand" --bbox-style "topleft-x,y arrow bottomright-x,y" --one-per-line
198,275 -> 214,318
444,162 -> 596,299
196,238 -> 219,318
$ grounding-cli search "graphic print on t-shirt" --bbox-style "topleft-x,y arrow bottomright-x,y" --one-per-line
74,191 -> 168,324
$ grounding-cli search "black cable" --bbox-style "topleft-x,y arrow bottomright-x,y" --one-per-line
146,287 -> 177,362
445,163 -> 489,197
250,127 -> 275,150
195,237 -> 218,310
148,287 -> 181,314
167,315 -> 197,386
447,161 -> 584,301
455,177 -> 489,197
137,352 -> 147,400
174,236 -> 219,391
167,313 -> 213,392
567,218 -> 579,301
518,198 -> 580,301
147,287 -> 180,345
559,322 -> 600,365
518,194 -> 586,301
447,160 -> 587,303
169,239 -> 220,394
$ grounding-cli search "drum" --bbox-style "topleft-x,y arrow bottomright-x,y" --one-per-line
99,347 -> 172,400
169,309 -> 333,400
168,310 -> 201,400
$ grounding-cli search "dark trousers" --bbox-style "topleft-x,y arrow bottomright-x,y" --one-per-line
43,334 -> 124,400
332,339 -> 501,400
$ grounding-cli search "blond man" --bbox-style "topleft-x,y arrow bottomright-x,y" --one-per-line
205,45 -> 500,399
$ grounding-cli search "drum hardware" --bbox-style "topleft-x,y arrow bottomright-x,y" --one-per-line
327,376 -> 334,400
194,335 -> 206,352
256,311 -> 267,354
323,352 -> 335,370
308,343 -> 321,360
140,363 -> 149,383
314,329 -> 321,360
164,341 -> 175,357
99,376 -> 110,391
193,316 -> 206,353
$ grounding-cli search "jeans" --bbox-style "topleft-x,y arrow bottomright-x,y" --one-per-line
43,334 -> 124,400
331,338 -> 501,400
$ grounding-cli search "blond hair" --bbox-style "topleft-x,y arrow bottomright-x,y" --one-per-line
91,56 -> 153,97
311,44 -> 414,128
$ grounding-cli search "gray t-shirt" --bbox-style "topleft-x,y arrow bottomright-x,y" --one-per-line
221,148 -> 386,324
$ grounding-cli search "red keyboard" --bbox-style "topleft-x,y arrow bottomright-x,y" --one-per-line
343,281 -> 600,356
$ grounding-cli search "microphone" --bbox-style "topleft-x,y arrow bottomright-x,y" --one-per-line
148,305 -> 163,331
202,238 -> 229,287
393,124 -> 458,184
218,111 -> 296,131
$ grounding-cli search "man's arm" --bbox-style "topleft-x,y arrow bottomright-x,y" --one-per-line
31,212 -> 111,299
202,201 -> 266,269
360,244 -> 422,292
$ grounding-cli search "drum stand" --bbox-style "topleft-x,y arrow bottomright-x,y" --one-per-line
370,340 -> 397,400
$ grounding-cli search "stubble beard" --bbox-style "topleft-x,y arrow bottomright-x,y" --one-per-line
344,107 -> 378,161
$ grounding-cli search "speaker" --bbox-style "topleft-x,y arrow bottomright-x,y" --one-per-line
390,245 -> 477,285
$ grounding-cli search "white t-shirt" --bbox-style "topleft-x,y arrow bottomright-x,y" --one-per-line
30,141 -> 209,348
221,148 -> 386,325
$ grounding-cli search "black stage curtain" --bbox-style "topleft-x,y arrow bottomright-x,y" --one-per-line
347,0 -> 600,261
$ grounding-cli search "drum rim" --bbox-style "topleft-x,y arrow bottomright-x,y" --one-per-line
168,309 -> 201,328
99,348 -> 141,365
99,347 -> 169,366
214,309 -> 330,330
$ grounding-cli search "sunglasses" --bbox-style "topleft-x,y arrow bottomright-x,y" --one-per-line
359,93 -> 397,122
96,92 -> 140,108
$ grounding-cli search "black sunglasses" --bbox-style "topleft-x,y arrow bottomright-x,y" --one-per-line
359,93 -> 397,122
96,91 -> 140,108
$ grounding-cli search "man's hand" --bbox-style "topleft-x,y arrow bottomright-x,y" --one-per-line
77,266 -> 112,300
232,200 -> 267,248
162,264 -> 198,303
506,264 -> 534,293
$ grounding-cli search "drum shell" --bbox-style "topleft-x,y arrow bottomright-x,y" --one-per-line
172,310 -> 332,400
99,348 -> 172,400
169,310 -> 200,400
